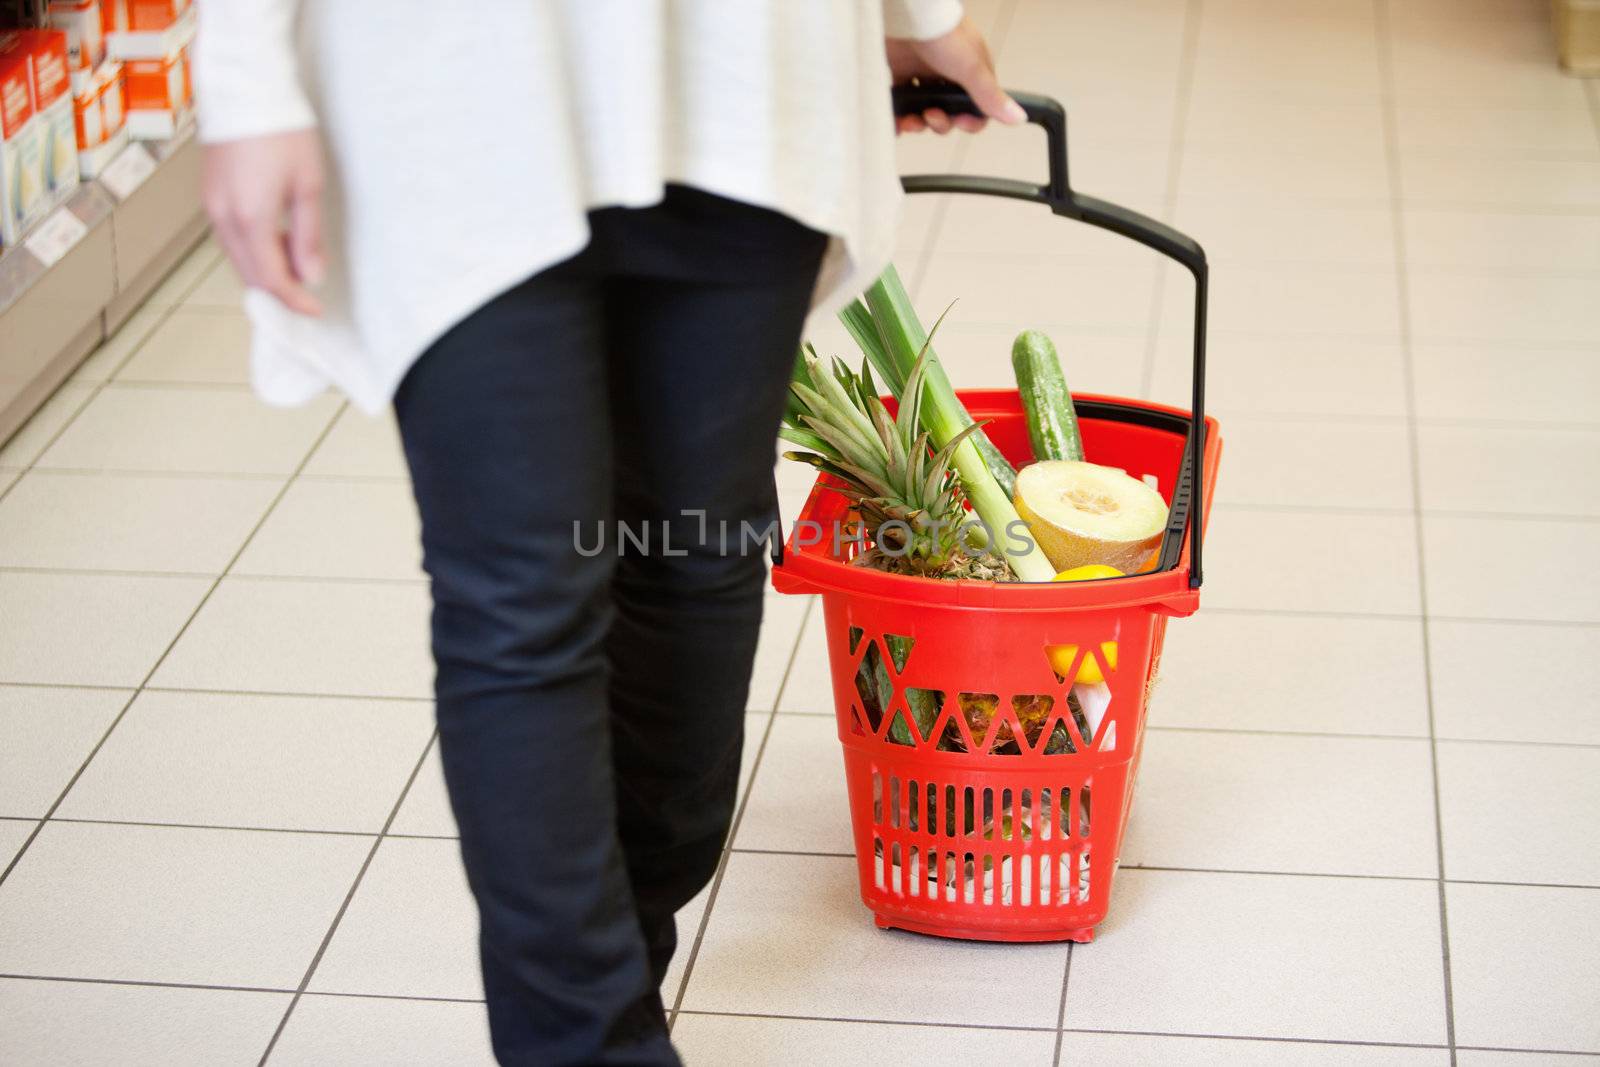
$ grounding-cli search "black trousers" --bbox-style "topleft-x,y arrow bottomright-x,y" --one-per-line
393,186 -> 827,1066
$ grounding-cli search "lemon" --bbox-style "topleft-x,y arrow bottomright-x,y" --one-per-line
1053,564 -> 1124,582
1047,565 -> 1122,684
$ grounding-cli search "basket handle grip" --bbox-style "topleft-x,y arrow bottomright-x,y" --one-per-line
892,83 -> 1209,589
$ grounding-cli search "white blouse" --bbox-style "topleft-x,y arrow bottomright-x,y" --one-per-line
194,0 -> 963,415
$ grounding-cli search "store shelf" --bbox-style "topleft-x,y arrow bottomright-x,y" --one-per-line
0,126 -> 207,447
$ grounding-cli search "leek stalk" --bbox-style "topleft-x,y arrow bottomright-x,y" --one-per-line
860,267 -> 1057,583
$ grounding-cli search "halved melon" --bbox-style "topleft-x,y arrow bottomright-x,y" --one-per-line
1014,460 -> 1168,573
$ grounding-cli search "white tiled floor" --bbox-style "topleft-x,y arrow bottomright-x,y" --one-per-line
1,1 -> 1597,1064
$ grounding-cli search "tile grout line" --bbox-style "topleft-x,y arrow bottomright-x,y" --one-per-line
254,726 -> 438,1065
1136,0 -> 1203,402
0,394 -> 347,894
1375,3 -> 1457,1060
1050,942 -> 1074,1066
665,592 -> 819,1030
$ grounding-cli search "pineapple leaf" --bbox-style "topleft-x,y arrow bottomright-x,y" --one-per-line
798,414 -> 887,478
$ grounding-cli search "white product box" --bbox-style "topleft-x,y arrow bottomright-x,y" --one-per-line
1,39 -> 47,249
49,1 -> 105,76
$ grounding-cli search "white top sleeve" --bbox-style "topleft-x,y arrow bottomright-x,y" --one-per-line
882,0 -> 964,40
194,0 -> 317,142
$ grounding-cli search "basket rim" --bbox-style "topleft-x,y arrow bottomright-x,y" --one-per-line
771,390 -> 1221,615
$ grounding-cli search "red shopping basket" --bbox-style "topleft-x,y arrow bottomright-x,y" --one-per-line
770,86 -> 1222,943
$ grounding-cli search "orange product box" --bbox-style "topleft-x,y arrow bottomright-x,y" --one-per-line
104,0 -> 189,32
123,46 -> 186,138
48,0 -> 104,73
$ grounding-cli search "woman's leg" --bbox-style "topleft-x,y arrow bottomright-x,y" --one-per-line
598,187 -> 830,988
394,257 -> 679,1067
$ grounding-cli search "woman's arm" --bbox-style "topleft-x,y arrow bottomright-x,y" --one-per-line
883,1 -> 1024,134
195,0 -> 325,315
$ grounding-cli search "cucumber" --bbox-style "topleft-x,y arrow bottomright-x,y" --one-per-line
1012,330 -> 1084,462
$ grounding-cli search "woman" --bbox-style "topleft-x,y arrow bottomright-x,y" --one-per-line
195,2 -> 1018,1063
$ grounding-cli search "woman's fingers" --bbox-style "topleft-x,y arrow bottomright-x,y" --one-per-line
897,114 -> 927,135
201,129 -> 327,316
922,107 -> 953,134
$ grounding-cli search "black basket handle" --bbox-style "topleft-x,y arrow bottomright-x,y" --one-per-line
893,83 -> 1209,589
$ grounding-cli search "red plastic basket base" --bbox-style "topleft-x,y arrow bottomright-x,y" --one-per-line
873,912 -> 1096,944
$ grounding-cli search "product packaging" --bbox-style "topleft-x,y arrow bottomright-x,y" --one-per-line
75,59 -> 125,178
0,35 -> 46,249
104,0 -> 194,61
48,0 -> 105,87
124,40 -> 188,140
26,31 -> 82,203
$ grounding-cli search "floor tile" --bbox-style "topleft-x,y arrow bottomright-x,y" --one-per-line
681,851 -> 1070,1027
388,741 -> 452,837
270,993 -> 494,1067
1389,19 -> 1584,108
748,593 -> 809,712
0,685 -> 129,817
0,821 -> 369,987
0,819 -> 33,868
672,1014 -> 1056,1066
1171,196 -> 1395,268
918,252 -> 1160,336
0,572 -> 211,687
1395,105 -> 1600,156
183,257 -> 245,308
232,478 -> 423,581
1422,516 -> 1599,622
1124,731 -> 1438,877
0,466 -> 18,495
0,978 -> 289,1067
1399,153 -> 1600,210
1150,612 -> 1431,737
1447,882 -> 1600,1052
56,691 -> 434,833
140,239 -> 222,308
1066,869 -> 1447,1043
1165,264 -> 1401,341
1417,425 -> 1600,516
932,325 -> 1146,397
775,610 -> 833,714
70,304 -> 165,383
1429,620 -> 1600,746
152,577 -> 434,698
1184,97 -> 1388,157
1179,146 -> 1391,205
113,308 -> 253,386
308,836 -> 481,1000
1456,1052 -> 1600,1065
37,387 -> 340,476
1437,740 -> 1600,886
300,407 -> 409,480
0,471 -> 281,573
1412,344 -> 1600,425
1403,210 -> 1600,273
1192,20 -> 1382,102
936,196 -> 1161,261
1209,416 -> 1413,511
1149,335 -> 1409,419
1203,508 -> 1422,615
1056,1031 -> 1450,1066
0,382 -> 96,467
1408,273 -> 1600,347
735,714 -> 851,855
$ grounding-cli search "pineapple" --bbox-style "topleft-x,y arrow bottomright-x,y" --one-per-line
781,348 -> 1013,583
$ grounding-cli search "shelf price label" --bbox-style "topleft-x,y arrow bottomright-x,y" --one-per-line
24,207 -> 91,269
100,143 -> 158,202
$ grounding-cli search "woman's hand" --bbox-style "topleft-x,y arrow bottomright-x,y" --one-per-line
201,129 -> 326,316
887,14 -> 1025,135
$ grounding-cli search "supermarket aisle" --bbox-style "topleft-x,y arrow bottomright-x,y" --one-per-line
3,0 -> 1599,1064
